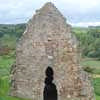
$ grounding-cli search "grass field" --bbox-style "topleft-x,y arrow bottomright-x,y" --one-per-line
81,58 -> 100,100
81,57 -> 100,74
0,55 -> 31,100
93,78 -> 100,100
95,94 -> 100,100
0,54 -> 100,100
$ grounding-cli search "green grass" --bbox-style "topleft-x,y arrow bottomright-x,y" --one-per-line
81,58 -> 100,100
0,76 -> 30,100
96,94 -> 100,100
93,78 -> 100,100
93,78 -> 100,95
0,54 -> 31,100
0,55 -> 15,76
81,58 -> 100,74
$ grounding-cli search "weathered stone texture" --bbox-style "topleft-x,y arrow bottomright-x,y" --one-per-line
10,2 -> 95,100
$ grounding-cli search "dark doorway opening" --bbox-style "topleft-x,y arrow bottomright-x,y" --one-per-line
43,66 -> 58,100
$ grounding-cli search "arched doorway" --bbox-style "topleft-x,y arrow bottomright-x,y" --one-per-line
43,66 -> 58,100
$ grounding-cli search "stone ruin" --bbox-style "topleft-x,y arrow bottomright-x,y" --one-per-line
10,2 -> 95,100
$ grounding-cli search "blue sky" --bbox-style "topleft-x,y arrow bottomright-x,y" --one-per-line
0,0 -> 100,26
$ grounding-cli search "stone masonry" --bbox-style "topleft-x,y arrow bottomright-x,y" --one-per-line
10,2 -> 95,100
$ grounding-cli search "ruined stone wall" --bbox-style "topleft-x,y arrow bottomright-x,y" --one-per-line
10,2 -> 95,100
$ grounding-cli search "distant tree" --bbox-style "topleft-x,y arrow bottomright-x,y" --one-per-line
73,26 -> 100,58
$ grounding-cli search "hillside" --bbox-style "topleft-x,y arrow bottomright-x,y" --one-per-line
0,24 -> 26,55
0,24 -> 100,58
72,26 -> 100,59
0,24 -> 100,100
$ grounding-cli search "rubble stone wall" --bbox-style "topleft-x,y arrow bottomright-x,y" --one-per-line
10,2 -> 95,100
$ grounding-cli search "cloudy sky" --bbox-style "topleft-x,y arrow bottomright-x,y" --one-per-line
0,0 -> 100,27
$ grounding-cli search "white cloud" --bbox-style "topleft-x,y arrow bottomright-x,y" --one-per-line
71,22 -> 100,27
0,0 -> 100,26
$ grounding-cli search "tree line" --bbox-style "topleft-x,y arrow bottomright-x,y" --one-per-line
73,26 -> 100,59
